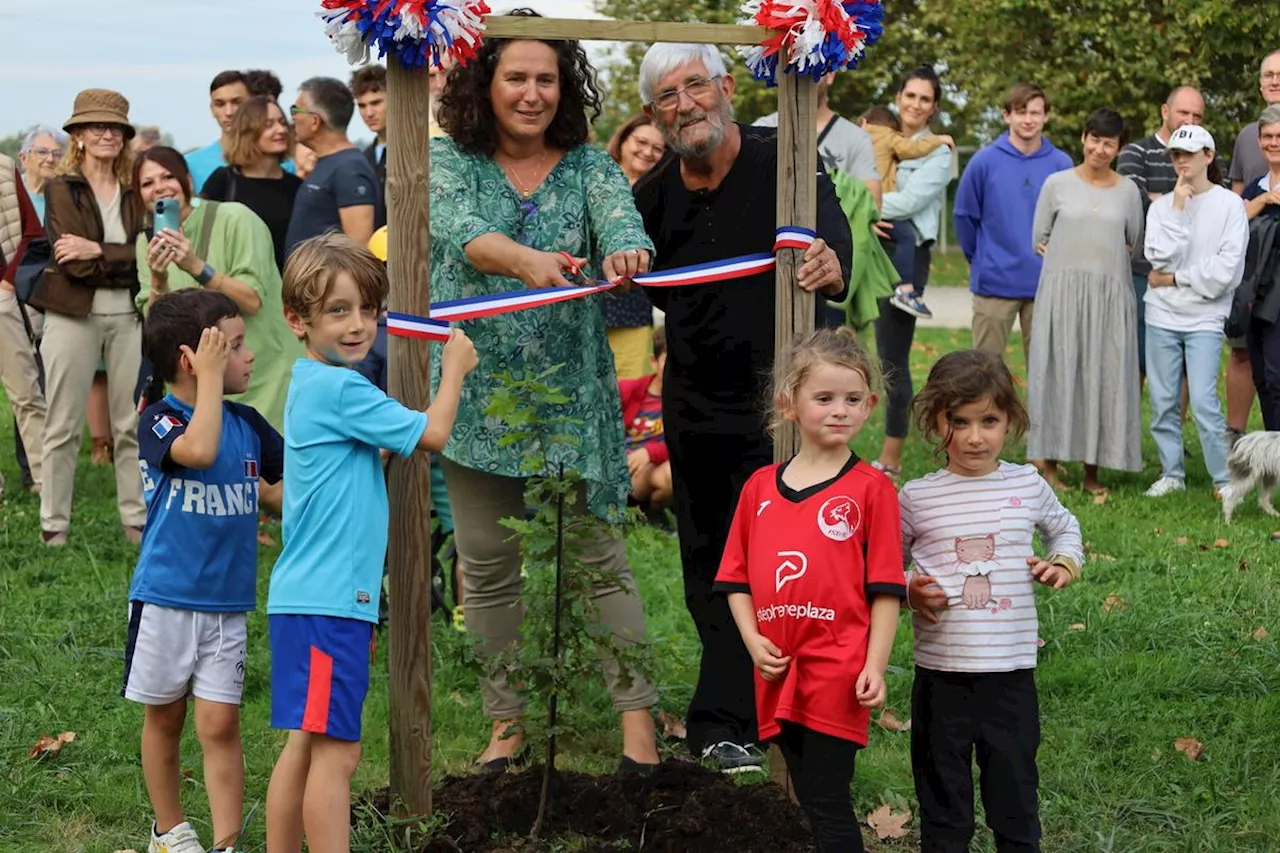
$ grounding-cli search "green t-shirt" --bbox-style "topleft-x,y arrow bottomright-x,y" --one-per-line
136,199 -> 302,432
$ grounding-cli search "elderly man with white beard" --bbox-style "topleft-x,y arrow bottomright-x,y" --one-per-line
631,43 -> 854,773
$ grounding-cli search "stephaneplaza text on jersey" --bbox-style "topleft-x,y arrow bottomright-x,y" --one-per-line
756,602 -> 837,623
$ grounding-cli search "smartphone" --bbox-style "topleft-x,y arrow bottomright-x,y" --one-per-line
153,198 -> 181,236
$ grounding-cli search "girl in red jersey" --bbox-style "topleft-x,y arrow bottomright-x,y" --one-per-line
715,328 -> 906,853
901,350 -> 1083,853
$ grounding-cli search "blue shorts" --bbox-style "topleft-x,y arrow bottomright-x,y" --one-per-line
269,614 -> 373,742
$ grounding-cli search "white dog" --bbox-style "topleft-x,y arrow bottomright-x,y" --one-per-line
1221,431 -> 1280,523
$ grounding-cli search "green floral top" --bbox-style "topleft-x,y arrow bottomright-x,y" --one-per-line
429,139 -> 655,522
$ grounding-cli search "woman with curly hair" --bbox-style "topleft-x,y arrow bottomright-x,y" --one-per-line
432,8 -> 660,774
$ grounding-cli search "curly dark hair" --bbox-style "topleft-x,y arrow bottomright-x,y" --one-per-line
911,350 -> 1029,460
437,8 -> 602,156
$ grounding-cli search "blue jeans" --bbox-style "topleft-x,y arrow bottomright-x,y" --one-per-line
1131,274 -> 1147,377
886,220 -> 921,292
1145,325 -> 1230,486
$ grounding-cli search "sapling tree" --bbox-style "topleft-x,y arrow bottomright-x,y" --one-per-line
483,365 -> 650,840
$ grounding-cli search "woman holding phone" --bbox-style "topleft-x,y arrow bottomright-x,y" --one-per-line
135,146 -> 300,431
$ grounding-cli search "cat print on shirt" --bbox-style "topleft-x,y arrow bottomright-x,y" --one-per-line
954,533 -> 1004,611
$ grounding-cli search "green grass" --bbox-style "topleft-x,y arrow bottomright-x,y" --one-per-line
2,328 -> 1278,852
926,248 -> 971,288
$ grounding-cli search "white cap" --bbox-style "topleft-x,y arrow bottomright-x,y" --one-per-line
1167,124 -> 1216,153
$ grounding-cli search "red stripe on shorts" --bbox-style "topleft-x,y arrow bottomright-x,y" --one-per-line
302,646 -> 334,734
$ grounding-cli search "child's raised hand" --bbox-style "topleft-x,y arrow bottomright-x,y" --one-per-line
180,326 -> 229,384
907,574 -> 949,623
855,666 -> 887,708
441,328 -> 478,377
1028,556 -> 1073,589
744,632 -> 792,683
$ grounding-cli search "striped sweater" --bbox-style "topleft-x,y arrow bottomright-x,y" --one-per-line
900,461 -> 1084,673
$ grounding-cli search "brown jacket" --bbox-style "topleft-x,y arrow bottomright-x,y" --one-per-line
33,173 -> 143,317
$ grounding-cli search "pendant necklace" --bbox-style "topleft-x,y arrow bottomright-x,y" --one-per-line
502,149 -> 549,199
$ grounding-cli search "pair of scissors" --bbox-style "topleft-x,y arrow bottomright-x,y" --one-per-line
557,251 -> 593,287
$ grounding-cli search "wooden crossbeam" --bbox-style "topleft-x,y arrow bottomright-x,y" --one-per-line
483,16 -> 767,45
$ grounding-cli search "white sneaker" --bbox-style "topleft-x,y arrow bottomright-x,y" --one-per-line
149,821 -> 203,853
1144,476 -> 1186,498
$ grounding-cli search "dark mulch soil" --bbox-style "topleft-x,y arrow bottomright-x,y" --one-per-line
360,759 -> 816,852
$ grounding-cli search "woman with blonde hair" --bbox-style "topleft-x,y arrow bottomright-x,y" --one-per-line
201,95 -> 303,271
29,89 -> 146,546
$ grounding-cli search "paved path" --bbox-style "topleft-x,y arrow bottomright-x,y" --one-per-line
915,286 -> 972,330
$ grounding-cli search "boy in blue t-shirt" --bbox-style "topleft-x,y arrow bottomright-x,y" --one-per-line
264,232 -> 476,852
125,288 -> 284,853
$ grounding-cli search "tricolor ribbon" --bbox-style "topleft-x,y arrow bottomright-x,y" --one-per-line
387,226 -> 816,340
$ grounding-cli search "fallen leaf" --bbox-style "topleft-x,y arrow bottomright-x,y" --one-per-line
1174,737 -> 1204,761
657,709 -> 687,740
449,690 -> 471,708
866,804 -> 912,840
1035,637 -> 1046,647
1213,538 -> 1230,549
28,731 -> 76,760
1175,536 -> 1189,545
876,709 -> 911,732
181,768 -> 196,781
1151,748 -> 1162,759
1092,491 -> 1109,506
1239,559 -> 1251,573
1152,527 -> 1165,536
1252,627 -> 1269,641
1103,594 -> 1130,613
1068,623 -> 1086,631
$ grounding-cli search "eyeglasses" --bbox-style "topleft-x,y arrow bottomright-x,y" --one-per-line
83,123 -> 124,137
290,106 -> 316,118
1263,72 -> 1280,82
28,147 -> 63,159
652,76 -> 719,111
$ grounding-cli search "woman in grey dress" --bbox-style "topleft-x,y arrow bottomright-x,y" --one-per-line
1029,108 -> 1145,494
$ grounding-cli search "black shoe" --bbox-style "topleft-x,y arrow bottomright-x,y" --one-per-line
474,744 -> 530,775
618,755 -> 660,776
700,741 -> 765,775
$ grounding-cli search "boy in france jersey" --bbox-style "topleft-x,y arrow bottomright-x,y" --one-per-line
125,288 -> 284,853
263,233 -> 477,853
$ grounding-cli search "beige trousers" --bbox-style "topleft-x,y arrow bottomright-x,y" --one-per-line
0,289 -> 46,492
441,457 -> 658,719
39,310 -> 146,532
972,294 -> 1035,363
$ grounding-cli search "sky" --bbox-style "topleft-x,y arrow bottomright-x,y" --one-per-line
1,0 -> 611,151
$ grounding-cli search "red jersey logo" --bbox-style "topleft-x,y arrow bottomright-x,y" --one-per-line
775,550 -> 808,592
817,496 -> 861,542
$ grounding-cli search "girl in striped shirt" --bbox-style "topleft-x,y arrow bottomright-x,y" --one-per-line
900,350 -> 1083,853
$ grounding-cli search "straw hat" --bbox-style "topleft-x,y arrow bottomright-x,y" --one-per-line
63,89 -> 135,140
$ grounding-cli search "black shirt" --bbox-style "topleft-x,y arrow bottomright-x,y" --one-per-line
633,123 -> 853,434
201,167 -> 303,271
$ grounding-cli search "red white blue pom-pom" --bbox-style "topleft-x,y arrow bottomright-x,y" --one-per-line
320,0 -> 490,70
738,0 -> 884,86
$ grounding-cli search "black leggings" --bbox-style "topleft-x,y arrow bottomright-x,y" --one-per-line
775,722 -> 864,852
875,239 -> 933,439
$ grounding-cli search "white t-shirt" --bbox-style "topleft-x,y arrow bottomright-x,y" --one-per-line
754,112 -> 880,182
1143,185 -> 1249,334
900,461 -> 1084,673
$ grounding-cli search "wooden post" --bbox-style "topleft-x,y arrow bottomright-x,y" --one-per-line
385,58 -> 434,817
772,71 -> 819,464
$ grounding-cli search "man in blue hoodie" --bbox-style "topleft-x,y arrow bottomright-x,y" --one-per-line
955,83 -> 1073,361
